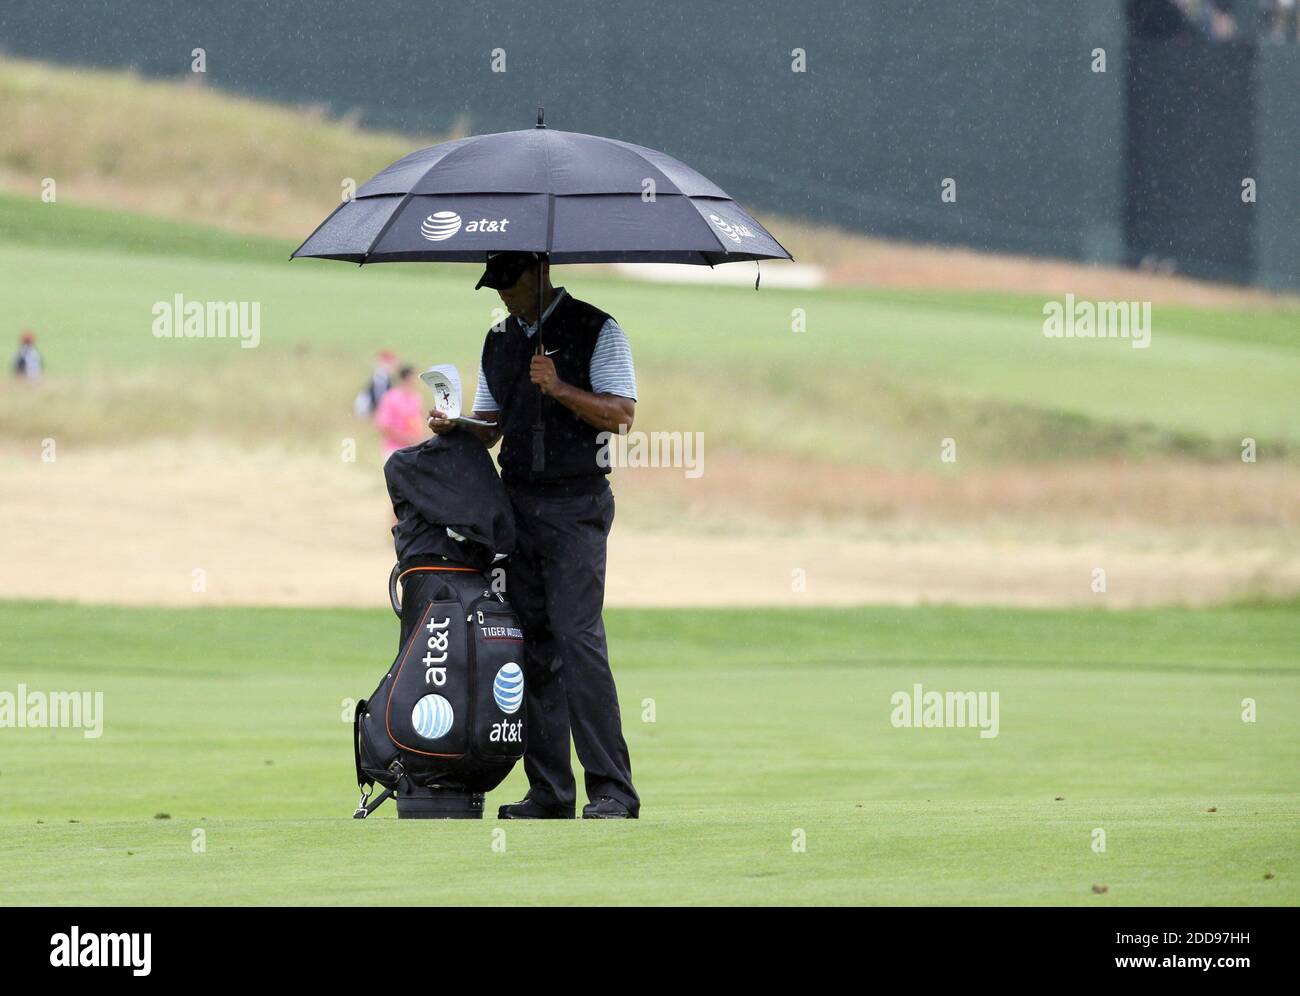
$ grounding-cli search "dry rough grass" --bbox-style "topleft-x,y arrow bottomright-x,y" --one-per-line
1,441 -> 1295,609
613,451 -> 1300,531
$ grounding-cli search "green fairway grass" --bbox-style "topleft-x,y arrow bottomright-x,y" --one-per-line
0,599 -> 1295,905
3,195 -> 1299,465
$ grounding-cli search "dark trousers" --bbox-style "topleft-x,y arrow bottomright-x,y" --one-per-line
506,487 -> 639,814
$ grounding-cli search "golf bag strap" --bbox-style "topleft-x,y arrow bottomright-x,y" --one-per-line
388,563 -> 402,618
353,697 -> 371,792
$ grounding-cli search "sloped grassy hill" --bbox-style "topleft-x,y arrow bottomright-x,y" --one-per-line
2,192 -> 1299,471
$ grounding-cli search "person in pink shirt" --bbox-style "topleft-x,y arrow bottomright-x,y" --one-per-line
373,365 -> 425,456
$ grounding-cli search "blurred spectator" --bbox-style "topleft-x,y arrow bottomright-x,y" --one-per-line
12,331 -> 43,381
1160,0 -> 1237,38
354,348 -> 396,417
373,364 -> 425,456
1208,0 -> 1238,39
1160,0 -> 1298,40
1262,0 -> 1299,42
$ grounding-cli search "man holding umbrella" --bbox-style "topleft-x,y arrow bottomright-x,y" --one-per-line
292,113 -> 791,822
428,251 -> 640,820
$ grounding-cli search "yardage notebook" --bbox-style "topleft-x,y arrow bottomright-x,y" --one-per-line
420,363 -> 496,429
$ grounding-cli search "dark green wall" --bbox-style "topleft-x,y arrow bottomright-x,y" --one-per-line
1,0 -> 1293,289
1256,45 -> 1300,292
1125,40 -> 1257,284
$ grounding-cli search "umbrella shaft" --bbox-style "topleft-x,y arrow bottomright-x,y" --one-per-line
532,253 -> 547,472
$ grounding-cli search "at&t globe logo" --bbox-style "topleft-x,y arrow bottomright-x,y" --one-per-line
493,662 -> 524,714
420,211 -> 462,241
419,210 -> 512,241
411,693 -> 454,738
708,212 -> 756,244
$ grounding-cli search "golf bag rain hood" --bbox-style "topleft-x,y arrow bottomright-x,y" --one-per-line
384,431 -> 516,570
353,432 -> 524,819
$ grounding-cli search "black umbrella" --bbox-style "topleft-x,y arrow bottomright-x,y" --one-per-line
292,109 -> 792,468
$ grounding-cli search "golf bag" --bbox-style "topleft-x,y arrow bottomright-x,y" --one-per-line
353,565 -> 524,819
352,431 -> 523,820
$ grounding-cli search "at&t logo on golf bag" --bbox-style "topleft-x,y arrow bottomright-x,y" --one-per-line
490,662 -> 524,745
493,662 -> 523,714
411,693 -> 454,739
424,612 -> 451,687
410,613 -> 457,738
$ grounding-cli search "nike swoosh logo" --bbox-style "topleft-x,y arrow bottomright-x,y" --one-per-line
544,348 -> 559,356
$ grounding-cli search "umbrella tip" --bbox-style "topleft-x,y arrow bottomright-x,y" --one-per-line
536,106 -> 545,128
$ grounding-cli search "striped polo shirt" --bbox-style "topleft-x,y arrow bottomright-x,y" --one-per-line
472,287 -> 637,412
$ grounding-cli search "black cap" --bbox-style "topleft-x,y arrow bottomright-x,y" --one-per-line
475,251 -> 538,290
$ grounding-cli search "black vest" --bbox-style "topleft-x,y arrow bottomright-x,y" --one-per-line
481,293 -> 612,492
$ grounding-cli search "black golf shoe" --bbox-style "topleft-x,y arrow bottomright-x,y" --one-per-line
497,798 -> 573,820
582,796 -> 638,819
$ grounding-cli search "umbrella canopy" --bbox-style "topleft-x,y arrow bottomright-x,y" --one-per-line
293,113 -> 791,473
291,118 -> 792,266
